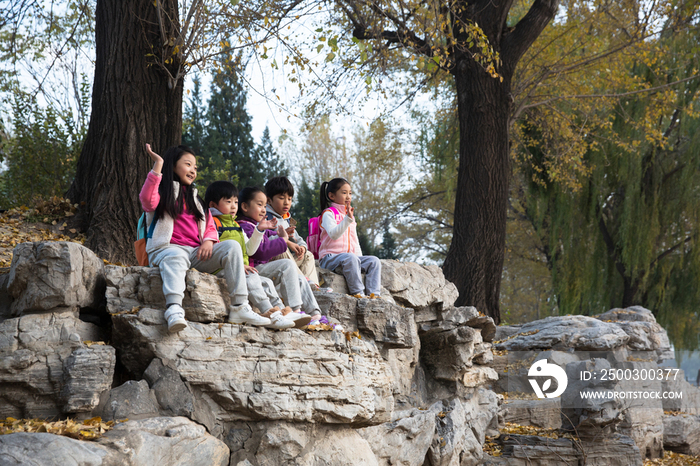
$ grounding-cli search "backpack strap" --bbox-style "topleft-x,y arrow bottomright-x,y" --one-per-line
147,216 -> 157,239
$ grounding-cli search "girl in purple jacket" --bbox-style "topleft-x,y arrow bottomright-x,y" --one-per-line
237,187 -> 323,320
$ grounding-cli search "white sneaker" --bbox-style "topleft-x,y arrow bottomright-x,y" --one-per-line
284,311 -> 313,328
265,310 -> 295,330
228,303 -> 272,326
164,304 -> 188,333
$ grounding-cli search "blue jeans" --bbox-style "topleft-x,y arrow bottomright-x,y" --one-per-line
320,253 -> 381,296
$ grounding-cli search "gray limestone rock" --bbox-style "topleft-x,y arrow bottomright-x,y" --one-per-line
0,432 -> 108,466
597,306 -> 673,361
0,417 -> 229,466
60,345 -> 116,413
226,422 -> 378,466
661,369 -> 700,414
97,379 -> 161,421
419,307 -> 497,343
497,433 -> 643,466
561,359 -> 623,435
112,307 -> 394,434
663,413 -> 700,455
421,325 -> 484,382
143,358 -> 196,418
97,417 -> 230,466
356,298 -> 417,349
358,406 -> 438,466
7,241 -> 105,315
105,265 -> 229,323
494,315 -> 629,352
314,291 -> 358,331
380,260 -> 458,311
0,313 -> 112,418
426,390 -> 500,466
503,398 -> 562,429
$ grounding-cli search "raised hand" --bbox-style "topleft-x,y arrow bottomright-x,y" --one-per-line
146,143 -> 163,174
258,217 -> 277,231
277,224 -> 289,239
285,225 -> 296,236
346,200 -> 355,220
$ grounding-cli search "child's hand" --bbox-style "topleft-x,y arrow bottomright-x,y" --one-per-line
146,144 -> 164,173
258,217 -> 277,231
197,240 -> 214,261
346,201 -> 355,220
244,265 -> 258,275
285,226 -> 296,236
277,225 -> 289,239
288,241 -> 304,259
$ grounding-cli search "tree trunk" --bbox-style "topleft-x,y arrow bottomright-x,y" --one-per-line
67,0 -> 183,264
443,60 -> 512,324
441,0 -> 559,324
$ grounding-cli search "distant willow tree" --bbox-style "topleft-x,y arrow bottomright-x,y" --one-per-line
515,6 -> 700,331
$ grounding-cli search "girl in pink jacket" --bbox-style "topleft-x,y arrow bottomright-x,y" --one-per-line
318,177 -> 381,298
140,144 -> 271,332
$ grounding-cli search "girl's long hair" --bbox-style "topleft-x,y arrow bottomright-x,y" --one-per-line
319,178 -> 350,213
154,145 -> 205,222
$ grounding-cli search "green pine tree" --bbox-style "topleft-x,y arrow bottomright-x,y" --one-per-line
293,175 -> 320,239
256,126 -> 288,180
182,74 -> 206,156
376,225 -> 400,260
202,52 -> 262,189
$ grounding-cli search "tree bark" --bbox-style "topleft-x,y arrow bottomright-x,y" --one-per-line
442,60 -> 512,324
441,0 -> 559,324
67,0 -> 183,264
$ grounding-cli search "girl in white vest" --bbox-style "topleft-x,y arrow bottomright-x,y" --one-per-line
318,177 -> 382,298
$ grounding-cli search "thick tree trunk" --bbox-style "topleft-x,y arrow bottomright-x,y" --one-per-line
440,0 -> 558,324
67,0 -> 182,264
442,60 -> 512,324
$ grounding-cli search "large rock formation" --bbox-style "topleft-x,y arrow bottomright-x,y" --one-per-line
0,241 -> 499,466
493,306 -> 700,462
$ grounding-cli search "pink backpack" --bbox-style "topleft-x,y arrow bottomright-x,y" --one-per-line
307,206 -> 340,259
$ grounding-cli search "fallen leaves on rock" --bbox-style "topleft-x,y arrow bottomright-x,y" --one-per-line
501,422 -> 576,440
483,436 -> 502,457
0,199 -> 85,268
0,417 -> 118,441
644,452 -> 700,465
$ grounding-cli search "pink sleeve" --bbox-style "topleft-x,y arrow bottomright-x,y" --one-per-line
139,171 -> 162,212
203,213 -> 220,243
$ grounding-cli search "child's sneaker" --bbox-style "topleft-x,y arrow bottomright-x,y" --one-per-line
228,303 -> 272,326
282,309 -> 313,328
164,304 -> 188,333
369,293 -> 379,299
264,310 -> 295,330
351,293 -> 368,299
311,283 -> 333,293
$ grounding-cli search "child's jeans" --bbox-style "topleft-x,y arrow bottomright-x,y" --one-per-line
320,253 -> 381,296
148,241 -> 247,307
